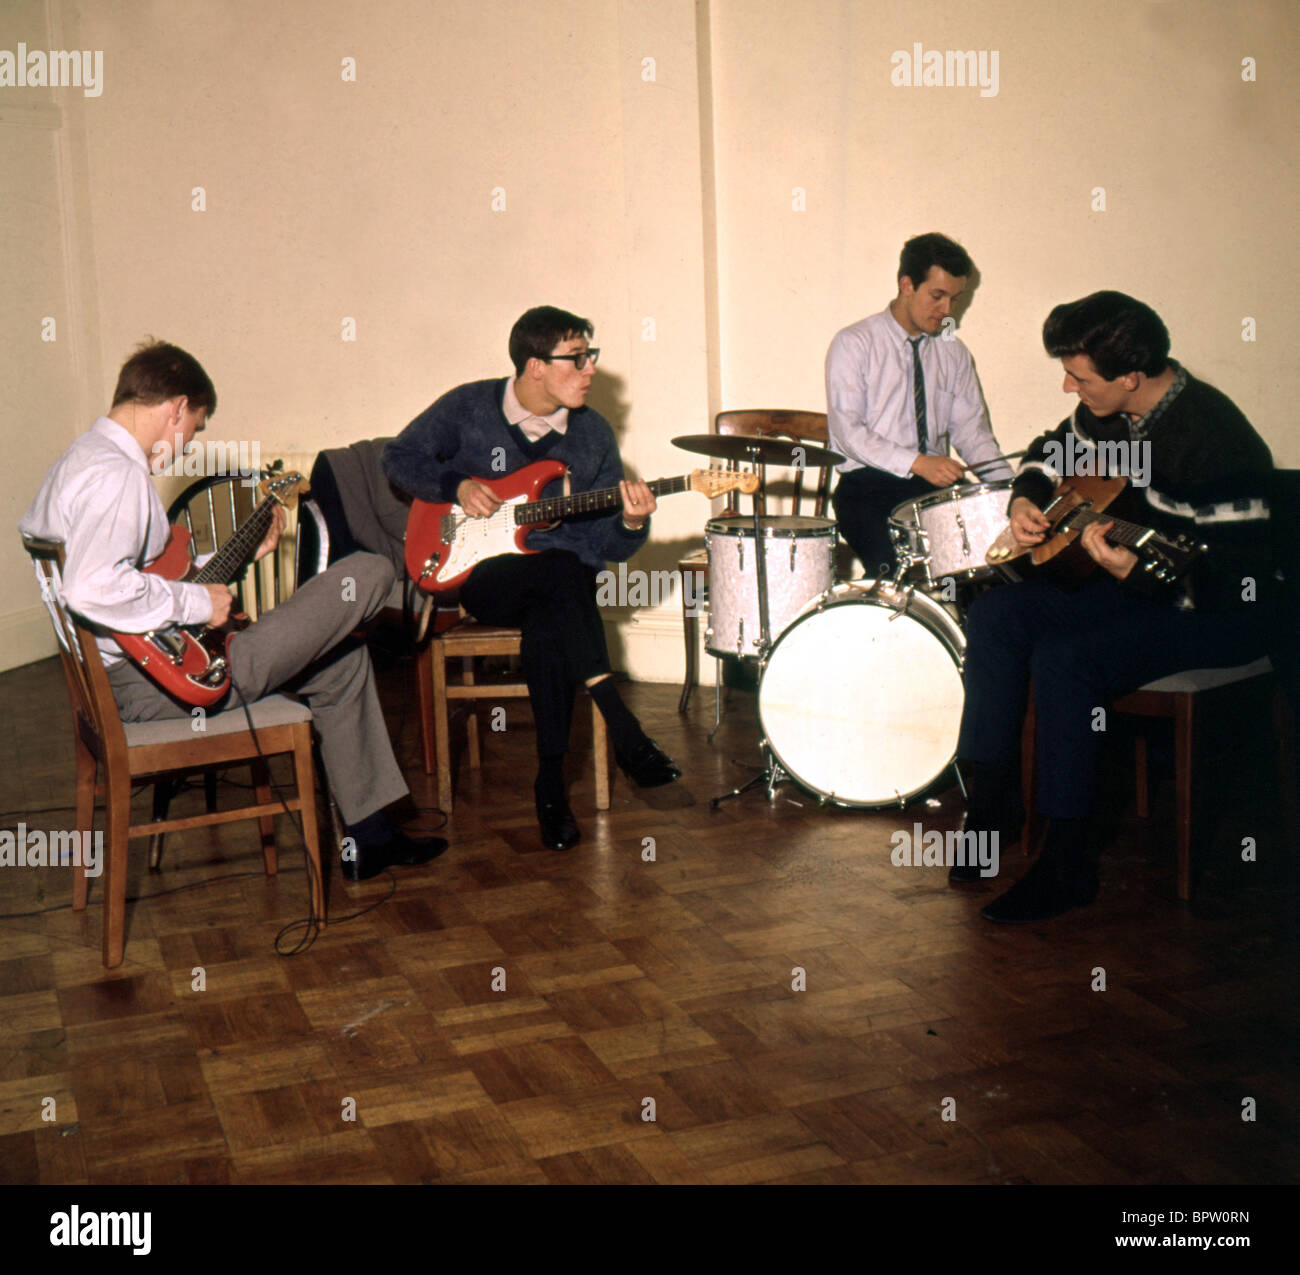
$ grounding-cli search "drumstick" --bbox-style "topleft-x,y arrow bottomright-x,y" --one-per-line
962,450 -> 1026,478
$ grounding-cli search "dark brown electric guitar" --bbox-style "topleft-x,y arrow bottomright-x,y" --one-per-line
985,474 -> 1206,586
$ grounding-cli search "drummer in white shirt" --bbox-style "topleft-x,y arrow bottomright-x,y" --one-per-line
825,232 -> 1012,579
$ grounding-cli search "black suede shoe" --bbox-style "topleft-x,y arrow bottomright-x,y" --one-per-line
980,819 -> 1096,923
615,736 -> 682,788
342,832 -> 449,882
979,859 -> 1096,922
535,791 -> 581,851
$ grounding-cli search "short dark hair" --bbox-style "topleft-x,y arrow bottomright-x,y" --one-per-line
1042,291 -> 1170,380
898,233 -> 974,290
508,306 -> 594,377
110,339 -> 216,414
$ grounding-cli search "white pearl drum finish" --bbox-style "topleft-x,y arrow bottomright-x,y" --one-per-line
704,516 -> 836,659
758,582 -> 966,807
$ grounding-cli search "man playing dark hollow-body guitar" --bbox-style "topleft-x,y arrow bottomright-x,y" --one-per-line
19,341 -> 447,882
956,292 -> 1274,922
382,306 -> 682,851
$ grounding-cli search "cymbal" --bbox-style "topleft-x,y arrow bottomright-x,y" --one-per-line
671,433 -> 844,468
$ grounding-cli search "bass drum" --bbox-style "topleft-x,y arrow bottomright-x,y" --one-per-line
758,582 -> 966,807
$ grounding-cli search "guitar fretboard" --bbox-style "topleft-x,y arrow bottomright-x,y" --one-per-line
191,482 -> 300,585
1053,503 -> 1150,548
515,474 -> 694,527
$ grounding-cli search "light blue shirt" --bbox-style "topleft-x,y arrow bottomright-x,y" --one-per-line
825,307 -> 1012,481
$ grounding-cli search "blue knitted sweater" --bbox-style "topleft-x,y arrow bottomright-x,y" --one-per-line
382,378 -> 648,569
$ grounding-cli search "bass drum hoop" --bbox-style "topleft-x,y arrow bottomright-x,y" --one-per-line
757,584 -> 966,809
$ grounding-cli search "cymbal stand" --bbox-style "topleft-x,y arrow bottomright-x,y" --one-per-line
710,444 -> 790,808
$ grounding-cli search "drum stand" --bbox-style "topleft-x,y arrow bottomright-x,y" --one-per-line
710,462 -> 788,810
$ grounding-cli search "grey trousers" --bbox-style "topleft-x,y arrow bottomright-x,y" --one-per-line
106,552 -> 408,825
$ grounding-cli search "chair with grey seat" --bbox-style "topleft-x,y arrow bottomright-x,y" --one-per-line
23,534 -> 324,969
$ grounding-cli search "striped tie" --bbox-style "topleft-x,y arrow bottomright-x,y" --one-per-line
909,336 -> 928,454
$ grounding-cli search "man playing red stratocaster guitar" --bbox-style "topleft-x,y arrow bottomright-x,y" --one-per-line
953,293 -> 1274,922
20,340 -> 447,882
383,306 -> 682,851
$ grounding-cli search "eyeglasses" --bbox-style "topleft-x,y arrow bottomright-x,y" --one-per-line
547,348 -> 601,371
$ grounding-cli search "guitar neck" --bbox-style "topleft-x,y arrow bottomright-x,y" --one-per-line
515,474 -> 694,527
192,497 -> 277,584
1055,504 -> 1153,549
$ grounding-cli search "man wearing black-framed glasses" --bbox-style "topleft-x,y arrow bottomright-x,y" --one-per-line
383,306 -> 681,851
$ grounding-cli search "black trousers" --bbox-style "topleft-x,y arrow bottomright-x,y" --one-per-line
459,550 -> 611,758
833,467 -> 941,577
957,575 -> 1271,819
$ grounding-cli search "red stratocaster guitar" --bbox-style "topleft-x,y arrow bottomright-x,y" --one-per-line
405,459 -> 760,594
114,471 -> 309,706
985,473 -> 1206,586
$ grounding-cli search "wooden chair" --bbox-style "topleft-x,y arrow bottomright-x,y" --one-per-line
1018,468 -> 1300,899
414,610 -> 610,815
151,473 -> 327,866
23,535 -> 324,968
677,409 -> 834,712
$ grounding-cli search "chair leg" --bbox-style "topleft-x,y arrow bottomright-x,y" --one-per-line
679,594 -> 697,712
1174,693 -> 1195,901
102,778 -> 131,969
73,737 -> 96,912
1134,734 -> 1151,819
592,698 -> 610,811
433,642 -> 453,813
148,778 -> 175,870
464,657 -> 482,769
416,643 -> 436,775
292,725 -> 325,927
252,758 -> 277,875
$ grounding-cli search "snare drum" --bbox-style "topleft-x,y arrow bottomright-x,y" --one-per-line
758,581 -> 966,807
890,479 -> 1013,586
705,516 -> 835,658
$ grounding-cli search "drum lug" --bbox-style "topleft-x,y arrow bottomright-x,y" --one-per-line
736,616 -> 744,657
737,537 -> 744,571
789,535 -> 797,571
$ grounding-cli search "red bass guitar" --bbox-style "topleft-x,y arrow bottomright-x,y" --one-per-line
404,459 -> 759,594
113,471 -> 309,705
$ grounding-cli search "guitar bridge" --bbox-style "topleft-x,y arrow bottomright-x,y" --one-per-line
188,656 -> 228,690
148,629 -> 189,666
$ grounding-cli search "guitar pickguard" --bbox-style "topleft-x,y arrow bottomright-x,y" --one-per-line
436,495 -> 530,585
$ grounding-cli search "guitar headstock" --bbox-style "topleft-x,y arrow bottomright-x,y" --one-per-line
258,470 -> 310,510
1140,535 -> 1206,583
690,468 -> 761,499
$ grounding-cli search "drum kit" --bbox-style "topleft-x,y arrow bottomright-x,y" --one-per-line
671,434 -> 1015,811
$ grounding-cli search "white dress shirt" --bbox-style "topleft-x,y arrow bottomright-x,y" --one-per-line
825,307 -> 1012,481
19,417 -> 213,665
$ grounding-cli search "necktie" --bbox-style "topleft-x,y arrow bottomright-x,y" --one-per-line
909,336 -> 928,454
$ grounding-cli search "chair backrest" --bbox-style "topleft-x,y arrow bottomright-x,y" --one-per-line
1269,468 -> 1300,701
714,410 -> 832,518
21,534 -> 126,768
166,473 -> 306,614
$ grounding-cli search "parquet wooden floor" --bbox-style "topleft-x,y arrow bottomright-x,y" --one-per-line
1,635 -> 1297,1186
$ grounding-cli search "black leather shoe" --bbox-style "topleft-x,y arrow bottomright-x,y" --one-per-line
342,833 -> 449,882
615,737 -> 682,788
536,793 -> 581,851
979,855 -> 1097,923
948,814 -> 1006,884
